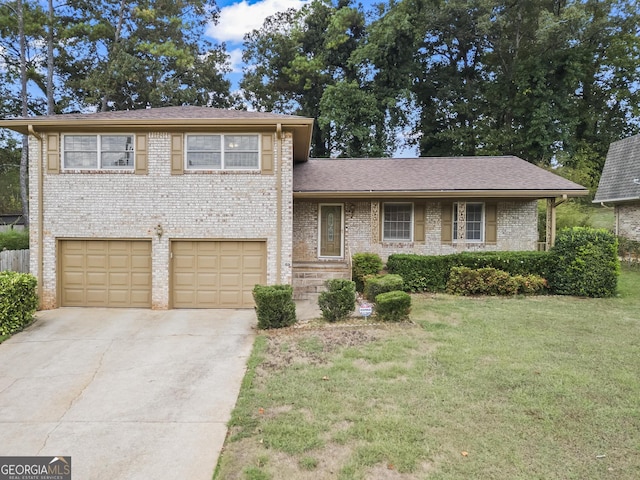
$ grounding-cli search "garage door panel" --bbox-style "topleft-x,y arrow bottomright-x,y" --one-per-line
220,255 -> 241,270
109,255 -> 130,269
172,240 -> 265,308
196,255 -> 218,270
86,272 -> 108,285
109,272 -> 129,286
197,273 -> 218,287
174,256 -> 195,269
219,291 -> 242,307
62,271 -> 84,286
131,273 -> 151,286
60,240 -> 151,308
243,255 -> 264,269
86,254 -> 108,269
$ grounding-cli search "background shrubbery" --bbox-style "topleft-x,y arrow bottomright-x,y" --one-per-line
0,230 -> 29,251
0,271 -> 38,336
387,251 -> 550,292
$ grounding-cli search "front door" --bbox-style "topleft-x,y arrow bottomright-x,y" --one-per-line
319,204 -> 343,257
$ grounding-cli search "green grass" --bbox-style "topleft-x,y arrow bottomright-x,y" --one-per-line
214,268 -> 640,479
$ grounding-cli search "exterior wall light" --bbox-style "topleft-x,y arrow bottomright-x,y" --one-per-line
154,224 -> 164,238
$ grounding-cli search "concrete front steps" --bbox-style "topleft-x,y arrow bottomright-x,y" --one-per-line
292,261 -> 351,301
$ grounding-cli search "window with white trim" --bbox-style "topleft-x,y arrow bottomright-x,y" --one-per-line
383,203 -> 413,241
63,134 -> 134,169
453,203 -> 484,241
186,134 -> 259,170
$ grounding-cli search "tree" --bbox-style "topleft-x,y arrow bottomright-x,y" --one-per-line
242,0 -> 400,157
364,0 -> 640,187
59,0 -> 233,110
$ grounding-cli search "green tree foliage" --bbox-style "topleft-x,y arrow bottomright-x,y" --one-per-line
241,0 -> 401,157
59,0 -> 233,110
365,0 -> 640,183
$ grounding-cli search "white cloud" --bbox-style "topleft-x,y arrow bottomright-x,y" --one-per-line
207,0 -> 309,43
227,48 -> 244,73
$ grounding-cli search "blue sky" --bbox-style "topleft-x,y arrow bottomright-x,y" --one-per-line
206,0 -> 311,89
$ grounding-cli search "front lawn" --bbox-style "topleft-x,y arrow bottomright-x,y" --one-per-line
214,268 -> 640,479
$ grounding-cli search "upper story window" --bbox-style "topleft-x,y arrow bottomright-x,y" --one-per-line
453,202 -> 484,241
186,134 -> 260,170
63,134 -> 134,170
383,203 -> 413,241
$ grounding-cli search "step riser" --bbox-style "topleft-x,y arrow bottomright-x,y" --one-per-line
292,264 -> 351,300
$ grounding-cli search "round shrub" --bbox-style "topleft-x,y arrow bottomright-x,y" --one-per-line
364,274 -> 404,302
375,290 -> 411,322
548,227 -> 619,297
318,278 -> 356,322
252,284 -> 296,329
352,253 -> 383,292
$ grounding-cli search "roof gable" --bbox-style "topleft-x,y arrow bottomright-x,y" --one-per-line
293,156 -> 588,198
593,134 -> 640,203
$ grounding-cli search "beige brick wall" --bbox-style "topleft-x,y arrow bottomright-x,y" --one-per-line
293,199 -> 538,262
30,131 -> 293,309
616,202 -> 640,241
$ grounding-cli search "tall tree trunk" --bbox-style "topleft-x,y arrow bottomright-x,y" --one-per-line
47,0 -> 55,115
18,0 -> 29,227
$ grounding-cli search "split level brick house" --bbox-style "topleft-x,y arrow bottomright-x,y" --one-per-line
0,106 -> 588,309
594,134 -> 640,241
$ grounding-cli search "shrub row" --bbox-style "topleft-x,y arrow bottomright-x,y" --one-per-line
387,251 -> 550,292
446,267 -> 547,296
385,227 -> 619,298
0,229 -> 29,251
0,271 -> 38,336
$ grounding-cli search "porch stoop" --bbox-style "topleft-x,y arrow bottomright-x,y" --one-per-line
292,261 -> 352,301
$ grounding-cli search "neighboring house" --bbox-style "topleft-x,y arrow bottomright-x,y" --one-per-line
593,134 -> 640,241
0,106 -> 588,309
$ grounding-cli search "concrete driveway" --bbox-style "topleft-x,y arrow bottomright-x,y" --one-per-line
0,308 -> 256,480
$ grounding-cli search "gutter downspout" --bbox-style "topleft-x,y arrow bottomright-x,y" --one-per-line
28,125 -> 43,307
276,123 -> 282,283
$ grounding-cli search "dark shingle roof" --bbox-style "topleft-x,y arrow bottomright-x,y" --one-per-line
293,156 -> 588,197
4,105 -> 308,121
593,134 -> 640,203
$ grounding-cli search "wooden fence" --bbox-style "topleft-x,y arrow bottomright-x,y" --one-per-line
0,249 -> 30,273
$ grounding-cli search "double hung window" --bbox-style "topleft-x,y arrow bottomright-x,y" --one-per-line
453,203 -> 484,241
63,135 -> 134,170
382,203 -> 413,241
186,134 -> 259,170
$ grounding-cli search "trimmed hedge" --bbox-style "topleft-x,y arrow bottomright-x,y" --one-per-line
352,253 -> 383,292
387,251 -> 551,292
0,271 -> 38,336
318,278 -> 356,322
446,266 -> 547,296
548,227 -> 619,297
0,229 -> 29,250
375,290 -> 411,322
363,274 -> 404,302
252,284 -> 297,329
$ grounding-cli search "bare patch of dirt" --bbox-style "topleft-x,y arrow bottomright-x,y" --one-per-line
259,328 -> 383,372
